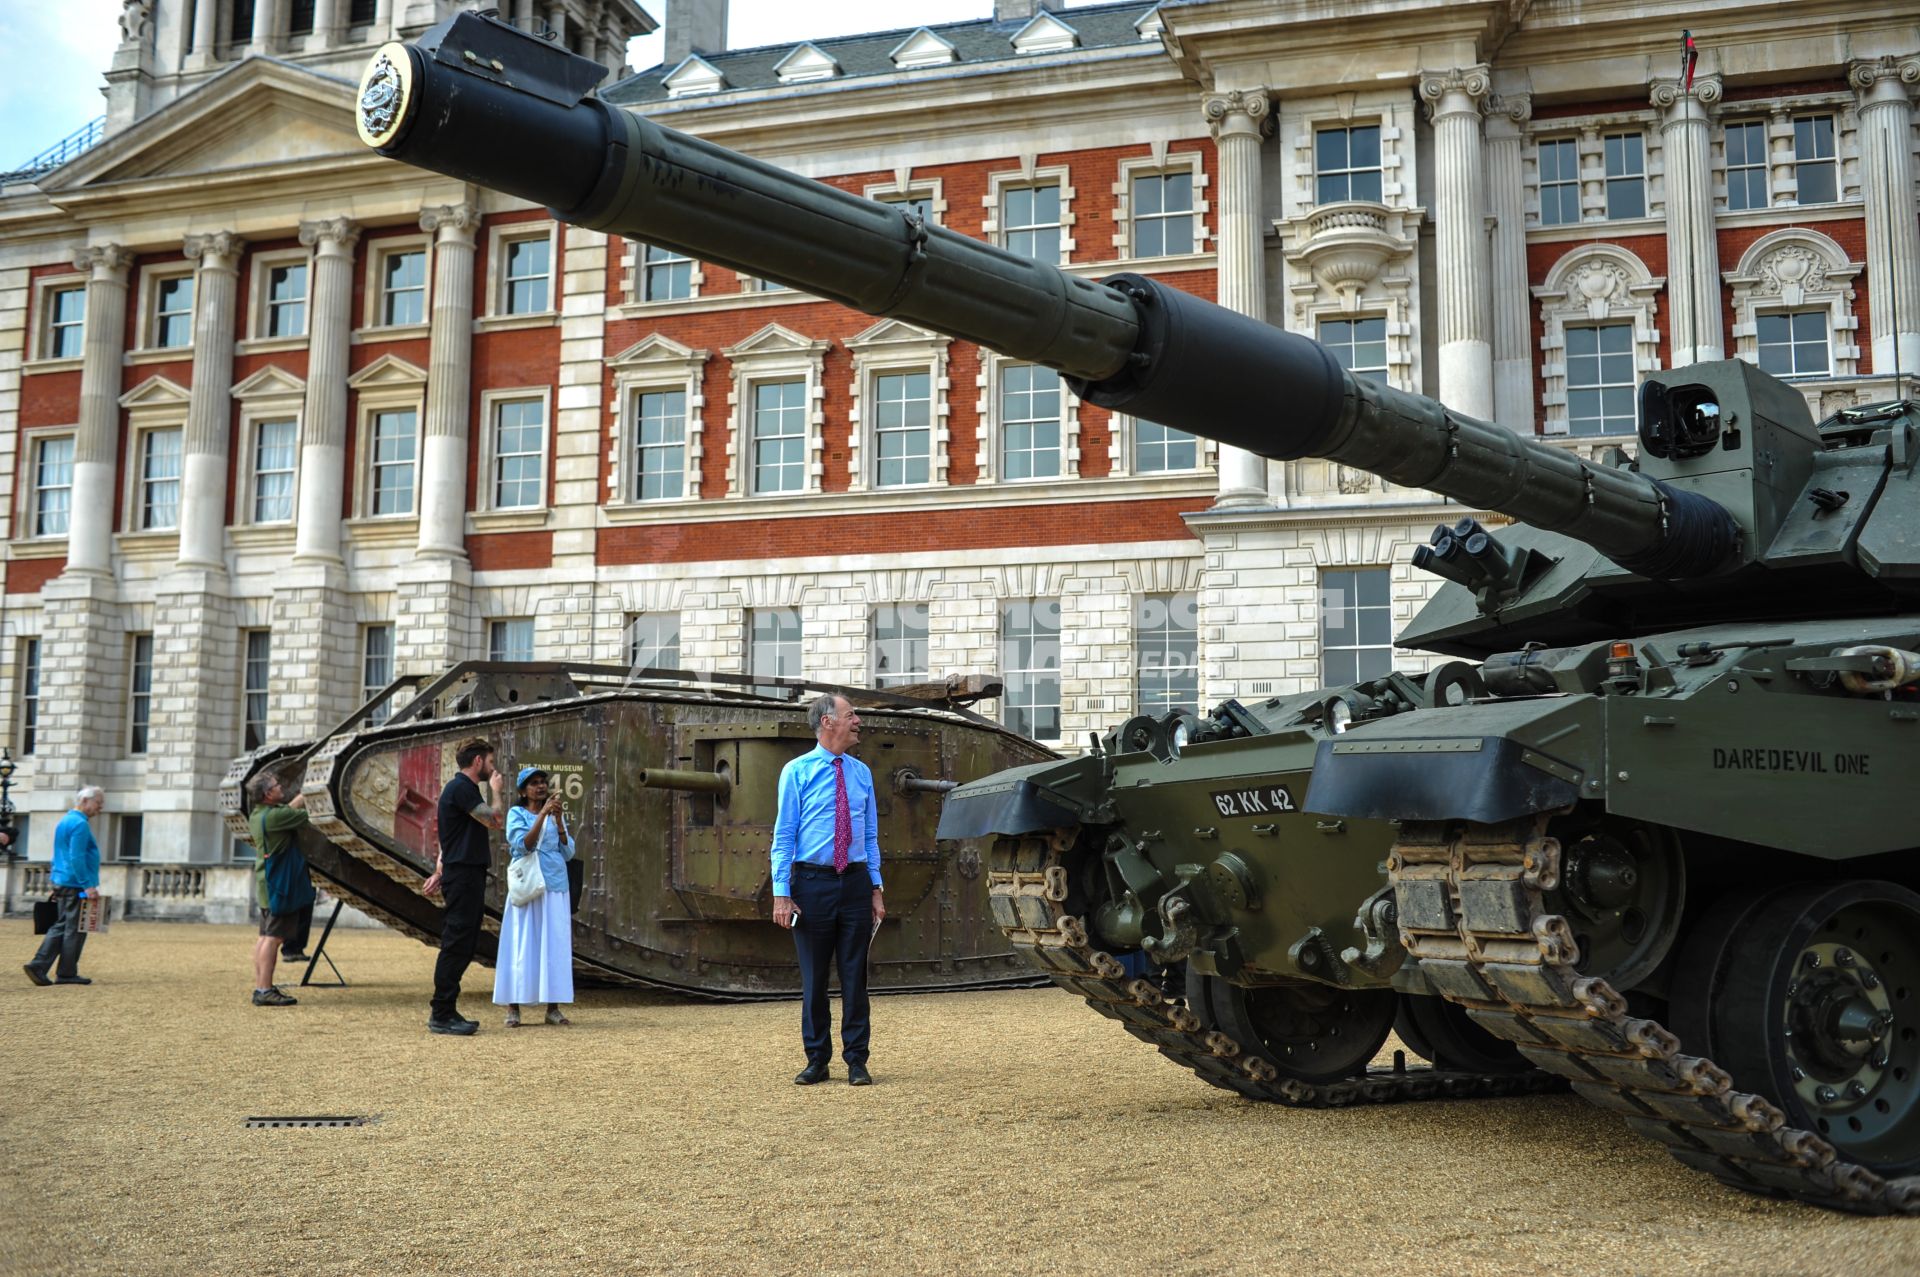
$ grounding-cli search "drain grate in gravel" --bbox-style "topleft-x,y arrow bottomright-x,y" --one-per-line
243,1115 -> 377,1129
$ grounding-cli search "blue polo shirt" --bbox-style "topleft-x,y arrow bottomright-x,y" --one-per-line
770,745 -> 883,895
51,809 -> 100,890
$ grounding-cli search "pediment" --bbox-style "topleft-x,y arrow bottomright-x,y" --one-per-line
346,353 -> 428,389
774,43 -> 839,84
119,375 -> 191,411
890,29 -> 958,70
43,60 -> 358,190
846,318 -> 948,351
1011,13 -> 1079,54
609,333 -> 708,369
232,364 -> 307,400
723,323 -> 829,359
664,55 -> 726,98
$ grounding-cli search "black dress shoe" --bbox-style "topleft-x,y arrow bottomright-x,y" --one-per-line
23,964 -> 50,987
429,1016 -> 479,1036
53,976 -> 92,985
794,1062 -> 830,1085
847,1064 -> 873,1086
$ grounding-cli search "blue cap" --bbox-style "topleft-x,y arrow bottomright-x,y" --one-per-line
516,766 -> 548,789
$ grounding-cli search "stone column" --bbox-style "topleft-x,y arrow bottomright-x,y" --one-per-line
66,246 -> 132,578
177,231 -> 245,572
315,0 -> 346,45
1485,93 -> 1534,430
1652,74 -> 1725,365
1420,65 -> 1494,419
1850,57 -> 1920,380
187,0 -> 219,68
294,219 -> 359,563
1202,89 -> 1276,508
246,0 -> 285,55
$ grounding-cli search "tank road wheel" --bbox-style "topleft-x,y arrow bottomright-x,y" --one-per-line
1549,817 -> 1686,991
1394,993 -> 1531,1074
1190,970 -> 1395,1084
1709,882 -> 1920,1176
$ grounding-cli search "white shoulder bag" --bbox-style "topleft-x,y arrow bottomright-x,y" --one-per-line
506,850 -> 546,907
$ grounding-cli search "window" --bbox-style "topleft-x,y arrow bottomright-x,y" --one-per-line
1565,324 -> 1637,437
1603,133 -> 1645,220
31,436 -> 74,536
488,618 -> 535,662
872,371 -> 932,487
871,603 -> 929,687
1000,598 -> 1061,740
242,630 -> 270,752
230,0 -> 255,43
18,638 -> 40,756
1001,364 -> 1062,480
1793,115 -> 1837,206
491,397 -> 544,509
288,0 -> 316,35
1002,185 -> 1061,262
633,389 -> 686,500
128,634 -> 153,754
502,235 -> 551,314
881,194 -> 935,224
349,0 -> 376,23
751,380 -> 807,494
641,244 -> 692,302
1134,420 -> 1197,473
379,249 -> 426,327
625,613 -> 681,670
251,419 -> 296,522
45,286 -> 84,360
362,624 -> 393,725
1131,171 -> 1194,257
1315,125 -> 1382,204
1135,594 -> 1198,716
1538,137 -> 1580,226
1319,569 -> 1393,684
1756,311 -> 1830,378
748,607 -> 802,691
369,408 -> 417,515
264,263 -> 307,337
153,275 -> 194,348
139,428 -> 182,530
115,815 -> 144,864
1319,317 -> 1388,379
1726,120 -> 1768,211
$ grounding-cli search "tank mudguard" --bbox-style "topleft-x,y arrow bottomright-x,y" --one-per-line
1304,735 -> 1581,824
937,758 -> 1093,839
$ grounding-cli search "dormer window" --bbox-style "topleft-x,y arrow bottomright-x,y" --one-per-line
774,43 -> 839,85
890,28 -> 958,70
664,55 -> 726,98
1010,13 -> 1079,55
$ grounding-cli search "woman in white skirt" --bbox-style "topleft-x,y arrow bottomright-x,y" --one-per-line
495,766 -> 577,1027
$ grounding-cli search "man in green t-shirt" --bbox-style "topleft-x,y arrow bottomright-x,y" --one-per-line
246,771 -> 315,1007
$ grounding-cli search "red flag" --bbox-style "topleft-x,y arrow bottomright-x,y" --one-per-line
1681,30 -> 1698,93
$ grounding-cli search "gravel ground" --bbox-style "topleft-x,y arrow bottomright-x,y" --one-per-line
2,919 -> 1918,1277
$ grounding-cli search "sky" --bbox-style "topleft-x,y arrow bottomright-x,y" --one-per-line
3,1 -> 1110,171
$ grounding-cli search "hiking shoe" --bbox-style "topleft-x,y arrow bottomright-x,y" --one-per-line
429,1016 -> 478,1036
23,965 -> 50,987
252,987 -> 297,1006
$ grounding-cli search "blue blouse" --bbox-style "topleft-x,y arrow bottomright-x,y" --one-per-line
505,803 -> 576,894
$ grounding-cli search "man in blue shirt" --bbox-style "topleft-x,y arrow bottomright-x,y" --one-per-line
772,693 -> 886,1086
24,786 -> 105,986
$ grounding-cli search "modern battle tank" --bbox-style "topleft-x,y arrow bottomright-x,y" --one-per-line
356,14 -> 1920,1210
221,662 -> 1050,997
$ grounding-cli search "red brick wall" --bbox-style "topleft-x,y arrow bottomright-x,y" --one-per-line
6,557 -> 64,594
467,530 -> 554,570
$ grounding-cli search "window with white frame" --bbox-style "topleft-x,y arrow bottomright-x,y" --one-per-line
871,603 -> 929,687
43,285 -> 85,360
1532,245 -> 1665,436
31,435 -> 73,537
1565,324 -> 1637,437
242,630 -> 270,752
263,261 -> 307,337
368,408 -> 417,516
748,607 -> 802,691
1315,125 -> 1382,204
625,613 -> 681,670
1319,317 -> 1388,379
376,247 -> 427,327
1793,115 -> 1837,206
1000,364 -> 1062,480
640,243 -> 692,302
490,396 -> 545,509
115,815 -> 144,864
1725,120 -> 1768,211
1604,133 -> 1646,220
1002,184 -> 1062,261
633,388 -> 686,500
152,273 -> 194,348
250,419 -> 297,522
1135,593 -> 1198,715
1000,598 -> 1061,740
1319,568 -> 1393,684
872,371 -> 932,487
1538,137 -> 1580,226
128,633 -> 153,754
500,232 -> 552,314
751,380 -> 808,494
1134,420 -> 1197,473
17,638 -> 39,756
1757,311 -> 1830,378
488,618 -> 535,662
138,427 -> 182,530
362,623 -> 394,724
1130,171 -> 1195,258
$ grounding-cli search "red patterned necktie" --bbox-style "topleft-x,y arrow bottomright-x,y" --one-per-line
831,756 -> 852,874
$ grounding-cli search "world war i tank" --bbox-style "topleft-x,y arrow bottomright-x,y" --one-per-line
220,661 -> 1050,997
355,13 -> 1920,1211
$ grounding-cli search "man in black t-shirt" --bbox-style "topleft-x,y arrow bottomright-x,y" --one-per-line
423,736 -> 505,1035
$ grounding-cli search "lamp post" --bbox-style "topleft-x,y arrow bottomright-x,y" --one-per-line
0,747 -> 16,862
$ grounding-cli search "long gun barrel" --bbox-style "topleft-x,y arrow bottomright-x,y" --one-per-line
358,13 -> 1738,579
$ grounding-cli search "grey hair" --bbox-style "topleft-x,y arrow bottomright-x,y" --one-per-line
74,785 -> 104,806
246,771 -> 281,804
807,693 -> 843,734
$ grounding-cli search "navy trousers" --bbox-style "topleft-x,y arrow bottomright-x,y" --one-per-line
27,887 -> 87,980
790,866 -> 874,1067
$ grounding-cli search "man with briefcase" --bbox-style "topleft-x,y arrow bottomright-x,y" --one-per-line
24,786 -> 105,986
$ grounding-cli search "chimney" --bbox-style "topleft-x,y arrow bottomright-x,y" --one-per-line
665,0 -> 729,65
994,0 -> 1065,22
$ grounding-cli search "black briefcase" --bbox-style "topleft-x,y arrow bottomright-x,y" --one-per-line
33,899 -> 57,934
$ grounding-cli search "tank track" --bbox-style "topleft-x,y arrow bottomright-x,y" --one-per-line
989,830 -> 1563,1107
1389,816 -> 1920,1215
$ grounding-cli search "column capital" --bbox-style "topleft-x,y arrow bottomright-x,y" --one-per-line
1419,65 -> 1491,120
1202,90 -> 1273,141
1850,56 -> 1920,110
74,243 -> 134,279
1650,74 -> 1723,116
299,217 -> 363,254
183,231 -> 246,271
419,203 -> 480,242
1487,92 -> 1531,125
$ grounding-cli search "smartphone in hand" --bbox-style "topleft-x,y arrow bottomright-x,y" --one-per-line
783,904 -> 801,929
